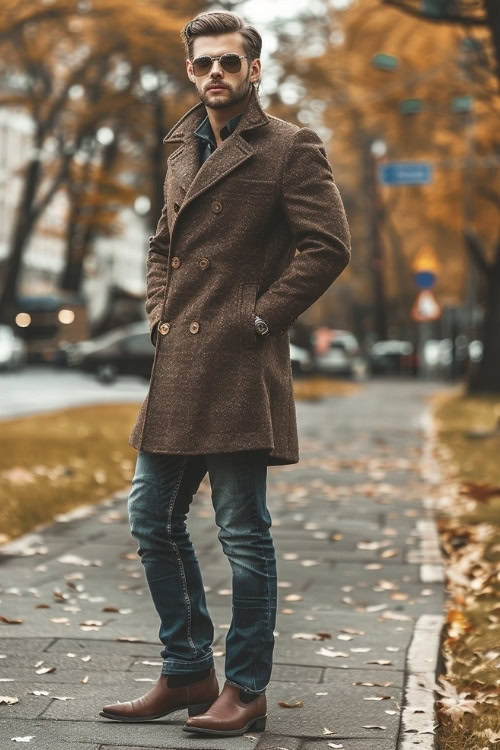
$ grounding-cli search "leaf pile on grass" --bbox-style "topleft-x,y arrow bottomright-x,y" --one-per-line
0,403 -> 140,542
293,374 -> 362,401
430,391 -> 500,750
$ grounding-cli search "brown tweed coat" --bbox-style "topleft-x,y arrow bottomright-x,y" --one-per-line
129,87 -> 351,466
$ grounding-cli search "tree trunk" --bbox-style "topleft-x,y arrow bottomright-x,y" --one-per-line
467,269 -> 500,393
484,0 -> 500,81
0,155 -> 42,323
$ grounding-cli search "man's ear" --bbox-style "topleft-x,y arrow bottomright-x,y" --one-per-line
249,59 -> 261,84
186,58 -> 195,84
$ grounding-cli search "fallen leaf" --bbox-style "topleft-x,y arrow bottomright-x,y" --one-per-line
341,627 -> 365,635
52,696 -> 74,701
29,691 -> 49,696
57,554 -> 102,567
117,637 -> 145,643
278,700 -> 303,708
363,695 -> 393,701
316,648 -> 349,658
81,675 -> 89,684
366,659 -> 392,665
363,725 -> 387,729
35,666 -> 56,675
284,594 -> 303,602
0,696 -> 18,704
0,616 -> 23,625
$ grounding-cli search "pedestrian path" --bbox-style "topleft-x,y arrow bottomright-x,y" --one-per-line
0,379 -> 447,749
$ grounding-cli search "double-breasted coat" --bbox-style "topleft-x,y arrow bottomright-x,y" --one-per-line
129,87 -> 351,466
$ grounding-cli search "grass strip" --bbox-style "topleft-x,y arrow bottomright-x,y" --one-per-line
432,390 -> 500,749
0,403 -> 139,542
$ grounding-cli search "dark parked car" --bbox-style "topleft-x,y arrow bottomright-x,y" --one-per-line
61,321 -> 153,383
368,340 -> 416,376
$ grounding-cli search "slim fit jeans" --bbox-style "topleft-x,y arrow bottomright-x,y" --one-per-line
127,449 -> 277,695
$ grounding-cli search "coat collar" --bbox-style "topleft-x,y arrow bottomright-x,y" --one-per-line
163,87 -> 270,212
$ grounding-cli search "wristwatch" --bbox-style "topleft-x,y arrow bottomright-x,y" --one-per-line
253,313 -> 270,337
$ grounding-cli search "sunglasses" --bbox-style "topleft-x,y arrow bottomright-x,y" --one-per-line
191,54 -> 249,76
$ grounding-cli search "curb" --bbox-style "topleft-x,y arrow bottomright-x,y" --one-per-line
398,405 -> 447,749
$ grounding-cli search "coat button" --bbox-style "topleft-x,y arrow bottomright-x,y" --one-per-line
173,202 -> 180,213
198,257 -> 210,270
189,321 -> 200,334
211,200 -> 222,214
171,256 -> 181,268
159,322 -> 170,335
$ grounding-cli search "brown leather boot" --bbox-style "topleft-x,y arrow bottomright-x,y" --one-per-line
183,681 -> 267,736
99,667 -> 219,722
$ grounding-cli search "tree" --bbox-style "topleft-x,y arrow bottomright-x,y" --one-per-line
281,0 -> 500,387
381,0 -> 500,82
0,0 -> 206,320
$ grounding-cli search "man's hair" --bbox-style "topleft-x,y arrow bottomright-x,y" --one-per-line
181,10 -> 262,67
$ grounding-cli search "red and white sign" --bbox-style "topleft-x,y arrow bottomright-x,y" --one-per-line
411,290 -> 441,322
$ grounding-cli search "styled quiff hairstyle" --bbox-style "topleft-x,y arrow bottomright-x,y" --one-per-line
181,10 -> 262,86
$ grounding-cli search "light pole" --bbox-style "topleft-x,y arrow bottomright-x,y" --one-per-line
370,138 -> 388,342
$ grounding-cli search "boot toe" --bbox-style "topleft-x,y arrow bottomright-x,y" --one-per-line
100,702 -> 129,718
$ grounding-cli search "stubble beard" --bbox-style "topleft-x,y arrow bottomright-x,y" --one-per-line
198,74 -> 252,111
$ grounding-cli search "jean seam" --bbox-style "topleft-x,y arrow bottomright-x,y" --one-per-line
249,451 -> 271,693
166,456 -> 198,659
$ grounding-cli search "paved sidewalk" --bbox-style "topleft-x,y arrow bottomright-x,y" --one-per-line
0,379 -> 447,750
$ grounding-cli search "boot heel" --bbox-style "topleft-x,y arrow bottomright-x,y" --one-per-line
250,715 -> 267,732
187,701 -> 213,717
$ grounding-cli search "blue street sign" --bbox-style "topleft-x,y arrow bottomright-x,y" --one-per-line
415,271 -> 436,289
379,162 -> 433,186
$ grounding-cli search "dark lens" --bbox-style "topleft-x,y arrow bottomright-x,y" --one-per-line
220,54 -> 242,73
193,56 -> 212,76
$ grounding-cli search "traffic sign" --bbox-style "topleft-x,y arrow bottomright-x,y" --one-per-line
411,290 -> 441,322
379,162 -> 433,185
411,244 -> 442,274
415,271 -> 436,289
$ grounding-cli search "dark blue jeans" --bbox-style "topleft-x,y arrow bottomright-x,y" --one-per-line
128,450 -> 277,695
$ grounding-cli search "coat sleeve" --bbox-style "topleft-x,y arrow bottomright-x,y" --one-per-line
146,185 -> 170,345
254,127 -> 351,336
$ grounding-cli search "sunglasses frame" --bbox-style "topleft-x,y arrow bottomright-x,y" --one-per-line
190,53 -> 250,77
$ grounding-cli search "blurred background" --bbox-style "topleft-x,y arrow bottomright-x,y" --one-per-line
0,0 -> 499,539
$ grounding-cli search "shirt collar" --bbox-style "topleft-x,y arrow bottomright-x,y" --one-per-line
194,112 -> 243,147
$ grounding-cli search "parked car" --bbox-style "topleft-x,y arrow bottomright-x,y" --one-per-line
314,329 -> 367,379
60,321 -> 153,383
0,325 -> 27,371
368,339 -> 416,375
290,342 -> 314,377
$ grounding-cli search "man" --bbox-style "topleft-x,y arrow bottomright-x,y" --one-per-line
100,9 -> 350,738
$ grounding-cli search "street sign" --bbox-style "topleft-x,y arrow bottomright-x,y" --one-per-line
411,244 -> 442,274
411,290 -> 441,322
415,271 -> 436,289
379,162 -> 433,185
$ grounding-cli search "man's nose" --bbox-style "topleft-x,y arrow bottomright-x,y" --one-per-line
210,60 -> 223,75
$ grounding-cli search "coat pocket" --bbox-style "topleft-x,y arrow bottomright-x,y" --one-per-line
238,281 -> 259,350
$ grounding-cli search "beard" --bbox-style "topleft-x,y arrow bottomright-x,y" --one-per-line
198,73 -> 252,110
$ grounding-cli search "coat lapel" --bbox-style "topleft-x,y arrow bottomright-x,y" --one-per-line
163,89 -> 270,212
